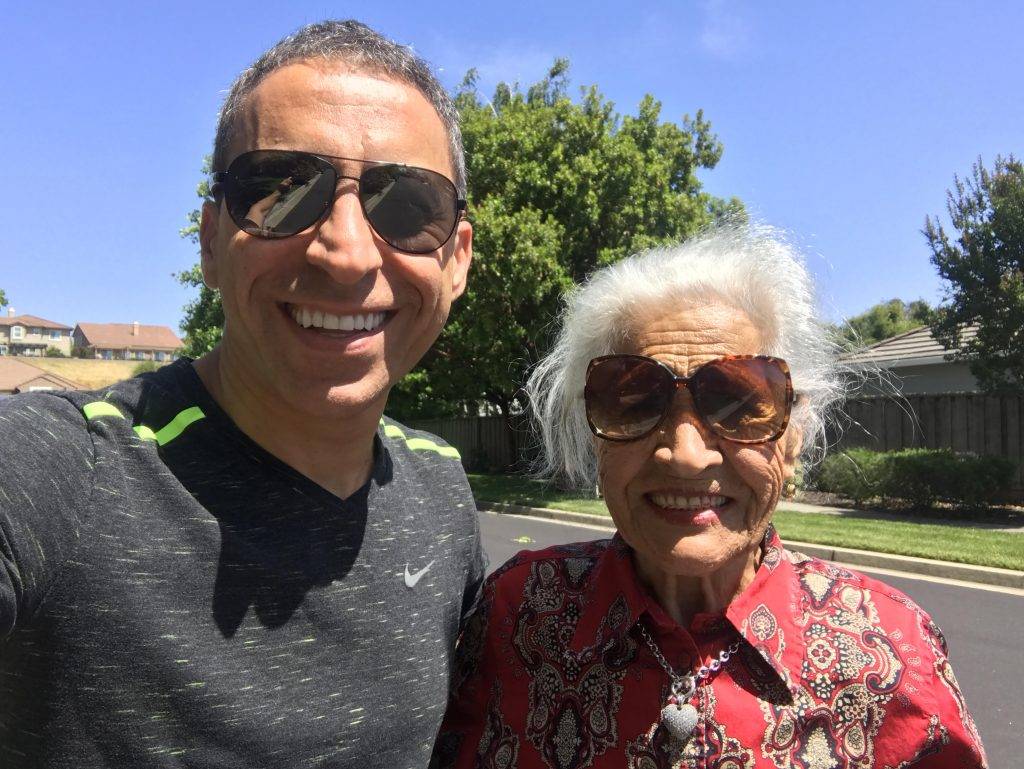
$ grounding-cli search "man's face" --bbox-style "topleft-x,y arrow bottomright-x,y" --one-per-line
200,62 -> 472,419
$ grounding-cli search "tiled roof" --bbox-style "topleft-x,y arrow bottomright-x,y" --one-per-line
0,314 -> 73,330
0,358 -> 82,392
74,323 -> 183,351
838,324 -> 977,368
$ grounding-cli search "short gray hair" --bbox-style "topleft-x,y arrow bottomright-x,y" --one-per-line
526,222 -> 847,488
212,19 -> 466,196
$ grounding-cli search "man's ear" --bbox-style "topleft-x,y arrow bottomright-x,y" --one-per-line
199,200 -> 222,290
447,219 -> 473,301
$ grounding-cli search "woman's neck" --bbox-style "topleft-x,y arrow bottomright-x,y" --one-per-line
635,545 -> 762,628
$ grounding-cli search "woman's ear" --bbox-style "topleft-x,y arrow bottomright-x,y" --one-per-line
782,425 -> 803,480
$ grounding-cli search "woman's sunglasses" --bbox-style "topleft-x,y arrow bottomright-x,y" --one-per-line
211,149 -> 467,254
584,354 -> 794,444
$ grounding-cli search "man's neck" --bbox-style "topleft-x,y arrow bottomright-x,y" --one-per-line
192,347 -> 382,500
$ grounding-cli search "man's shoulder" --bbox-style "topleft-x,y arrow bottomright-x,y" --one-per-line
378,415 -> 463,465
50,360 -> 201,441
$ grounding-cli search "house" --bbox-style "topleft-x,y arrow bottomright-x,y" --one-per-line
73,322 -> 183,362
838,324 -> 980,395
0,309 -> 74,357
0,358 -> 82,397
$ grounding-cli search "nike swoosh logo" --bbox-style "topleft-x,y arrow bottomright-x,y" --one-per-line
404,560 -> 436,588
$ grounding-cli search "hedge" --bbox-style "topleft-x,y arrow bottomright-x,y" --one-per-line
812,448 -> 1016,508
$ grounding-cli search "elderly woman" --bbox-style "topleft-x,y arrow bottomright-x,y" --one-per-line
433,225 -> 986,769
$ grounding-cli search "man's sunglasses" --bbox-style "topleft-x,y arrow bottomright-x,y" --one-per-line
211,149 -> 467,254
584,354 -> 795,444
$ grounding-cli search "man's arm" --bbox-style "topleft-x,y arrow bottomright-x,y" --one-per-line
0,394 -> 96,638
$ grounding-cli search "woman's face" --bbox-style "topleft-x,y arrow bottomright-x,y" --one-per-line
597,301 -> 801,580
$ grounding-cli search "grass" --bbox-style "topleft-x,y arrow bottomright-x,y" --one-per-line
467,473 -> 1024,571
23,358 -> 165,389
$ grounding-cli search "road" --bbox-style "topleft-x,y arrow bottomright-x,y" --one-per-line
478,510 -> 1023,768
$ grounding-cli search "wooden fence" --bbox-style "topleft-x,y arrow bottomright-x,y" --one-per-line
407,415 -> 534,473
411,393 -> 1024,498
831,393 -> 1024,497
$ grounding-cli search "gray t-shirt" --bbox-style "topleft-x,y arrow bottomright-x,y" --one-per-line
0,360 -> 485,768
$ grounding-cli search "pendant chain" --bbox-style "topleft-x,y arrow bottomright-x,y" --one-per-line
637,622 -> 742,698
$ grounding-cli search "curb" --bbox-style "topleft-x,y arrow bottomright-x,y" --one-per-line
478,501 -> 1024,590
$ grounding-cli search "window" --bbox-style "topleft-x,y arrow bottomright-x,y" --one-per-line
11,326 -> 24,340
155,351 -> 165,362
50,330 -> 61,340
31,328 -> 41,336
135,351 -> 145,360
102,350 -> 112,360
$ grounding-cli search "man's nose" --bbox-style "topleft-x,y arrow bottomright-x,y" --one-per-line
305,188 -> 383,283
652,392 -> 723,473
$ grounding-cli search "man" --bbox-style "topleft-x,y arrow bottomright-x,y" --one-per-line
0,20 -> 483,768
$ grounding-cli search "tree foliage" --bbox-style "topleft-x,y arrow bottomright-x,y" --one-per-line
925,155 -> 1024,393
832,298 -> 933,346
0,288 -> 7,307
176,61 -> 741,421
176,160 -> 224,359
393,61 -> 741,421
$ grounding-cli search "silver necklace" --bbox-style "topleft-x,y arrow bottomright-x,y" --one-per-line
637,622 -> 742,744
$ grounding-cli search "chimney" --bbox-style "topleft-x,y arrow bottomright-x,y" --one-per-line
132,320 -> 140,337
7,307 -> 14,318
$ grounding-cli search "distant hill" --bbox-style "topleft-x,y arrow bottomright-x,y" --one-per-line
25,358 -> 170,390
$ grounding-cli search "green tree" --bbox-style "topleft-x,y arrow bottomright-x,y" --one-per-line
0,288 -> 7,307
925,155 -> 1024,393
394,61 -> 740,430
833,298 -> 933,346
176,159 -> 224,358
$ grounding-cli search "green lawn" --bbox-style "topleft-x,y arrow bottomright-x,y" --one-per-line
467,473 -> 1024,571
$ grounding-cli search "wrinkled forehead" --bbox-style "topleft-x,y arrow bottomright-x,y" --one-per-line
619,300 -> 764,377
228,60 -> 451,175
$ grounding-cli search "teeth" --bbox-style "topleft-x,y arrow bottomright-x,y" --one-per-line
650,494 -> 728,511
290,307 -> 386,332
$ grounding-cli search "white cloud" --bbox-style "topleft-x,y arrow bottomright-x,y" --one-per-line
699,0 -> 752,61
427,34 -> 557,96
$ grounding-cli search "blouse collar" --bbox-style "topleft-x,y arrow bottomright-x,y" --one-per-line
566,526 -> 803,696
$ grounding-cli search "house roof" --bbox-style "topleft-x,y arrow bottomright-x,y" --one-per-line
0,358 -> 82,393
74,323 -> 183,351
0,314 -> 73,330
838,323 -> 978,368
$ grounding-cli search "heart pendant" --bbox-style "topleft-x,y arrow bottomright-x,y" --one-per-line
660,702 -> 698,743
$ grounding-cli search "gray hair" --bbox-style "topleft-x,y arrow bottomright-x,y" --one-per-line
212,19 -> 466,196
526,222 -> 847,488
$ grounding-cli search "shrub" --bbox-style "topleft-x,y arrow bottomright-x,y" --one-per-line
45,346 -> 67,358
813,448 -> 885,504
815,448 -> 1016,509
131,361 -> 159,377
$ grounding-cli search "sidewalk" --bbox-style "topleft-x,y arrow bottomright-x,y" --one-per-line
477,500 -> 1024,590
781,499 -> 1024,533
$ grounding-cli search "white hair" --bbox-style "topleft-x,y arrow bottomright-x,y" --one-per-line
526,222 -> 847,488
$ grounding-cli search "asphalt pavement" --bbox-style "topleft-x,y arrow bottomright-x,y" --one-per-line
478,510 -> 1023,769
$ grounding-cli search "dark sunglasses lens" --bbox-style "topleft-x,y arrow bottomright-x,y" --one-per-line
360,165 -> 458,253
226,151 -> 333,237
691,358 -> 788,441
585,357 -> 671,440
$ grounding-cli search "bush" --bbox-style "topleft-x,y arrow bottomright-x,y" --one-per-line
131,361 -> 159,377
815,448 -> 1016,509
45,346 -> 67,358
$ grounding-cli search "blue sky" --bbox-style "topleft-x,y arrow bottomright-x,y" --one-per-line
2,1 -> 1021,333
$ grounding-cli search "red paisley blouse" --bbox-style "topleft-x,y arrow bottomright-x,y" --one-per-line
433,528 -> 986,769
